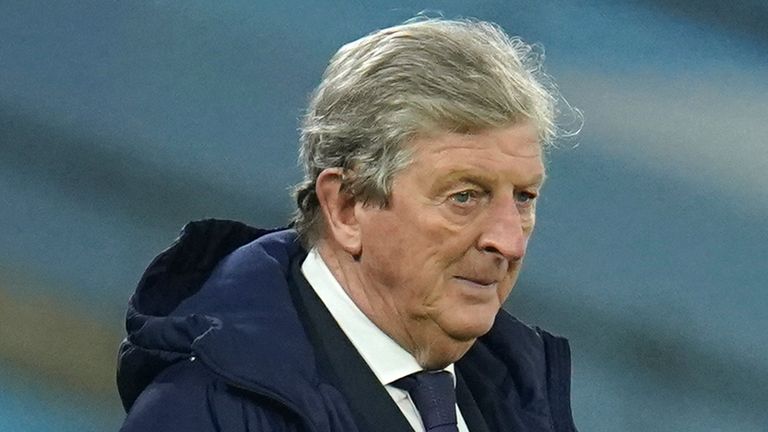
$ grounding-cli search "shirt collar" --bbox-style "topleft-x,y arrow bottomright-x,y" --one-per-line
301,247 -> 456,386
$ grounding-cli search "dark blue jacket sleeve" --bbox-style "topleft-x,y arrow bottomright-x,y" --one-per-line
120,359 -> 299,432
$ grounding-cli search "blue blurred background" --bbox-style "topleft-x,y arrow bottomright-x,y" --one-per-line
1,1 -> 766,430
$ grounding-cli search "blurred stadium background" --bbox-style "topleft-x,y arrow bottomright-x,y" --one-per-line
1,1 -> 766,430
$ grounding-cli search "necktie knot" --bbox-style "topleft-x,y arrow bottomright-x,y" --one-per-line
393,371 -> 458,432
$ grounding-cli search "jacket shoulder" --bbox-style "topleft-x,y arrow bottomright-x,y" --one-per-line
457,312 -> 577,432
120,358 -> 300,432
535,327 -> 578,432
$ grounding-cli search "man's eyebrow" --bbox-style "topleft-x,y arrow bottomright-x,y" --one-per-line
441,170 -> 548,188
435,169 -> 547,189
525,172 -> 547,188
439,170 -> 495,187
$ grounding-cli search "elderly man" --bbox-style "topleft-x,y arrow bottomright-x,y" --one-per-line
118,18 -> 578,432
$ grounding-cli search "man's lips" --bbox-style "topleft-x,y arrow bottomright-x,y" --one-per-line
454,276 -> 498,288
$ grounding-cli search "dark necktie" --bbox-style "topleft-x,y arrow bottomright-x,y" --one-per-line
393,370 -> 459,432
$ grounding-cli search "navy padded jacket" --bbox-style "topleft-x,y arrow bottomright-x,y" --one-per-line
117,220 -> 577,432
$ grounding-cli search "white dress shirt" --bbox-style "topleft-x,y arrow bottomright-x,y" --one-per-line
301,248 -> 470,432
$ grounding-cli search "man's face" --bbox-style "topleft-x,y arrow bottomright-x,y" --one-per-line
354,122 -> 545,367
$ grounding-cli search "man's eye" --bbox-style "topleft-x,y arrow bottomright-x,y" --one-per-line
450,190 -> 476,204
515,191 -> 538,205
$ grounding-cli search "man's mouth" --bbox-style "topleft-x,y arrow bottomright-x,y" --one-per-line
454,276 -> 498,289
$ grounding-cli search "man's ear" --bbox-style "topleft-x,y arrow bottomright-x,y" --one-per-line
315,168 -> 362,256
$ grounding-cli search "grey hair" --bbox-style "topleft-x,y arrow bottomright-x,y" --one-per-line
292,17 -> 572,247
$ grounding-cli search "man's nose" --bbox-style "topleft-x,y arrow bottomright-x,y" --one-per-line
477,196 -> 528,262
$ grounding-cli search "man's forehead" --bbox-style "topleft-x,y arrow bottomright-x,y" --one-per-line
408,124 -> 542,160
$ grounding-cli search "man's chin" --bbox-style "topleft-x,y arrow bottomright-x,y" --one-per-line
443,312 -> 497,341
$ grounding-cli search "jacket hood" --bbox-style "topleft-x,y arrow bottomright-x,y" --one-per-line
117,220 -> 321,414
